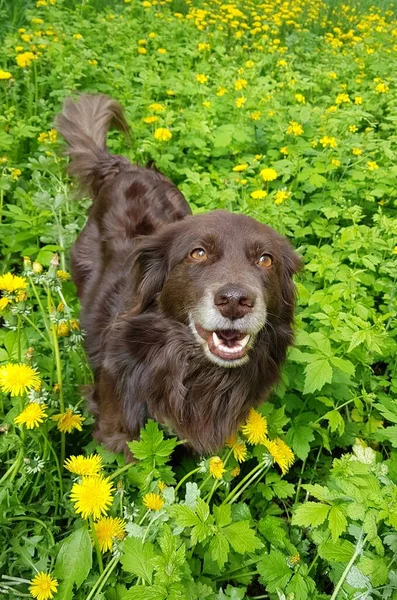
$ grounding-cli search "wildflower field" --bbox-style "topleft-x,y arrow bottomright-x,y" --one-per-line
1,0 -> 397,598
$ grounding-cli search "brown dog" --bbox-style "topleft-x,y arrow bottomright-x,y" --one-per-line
56,95 -> 301,457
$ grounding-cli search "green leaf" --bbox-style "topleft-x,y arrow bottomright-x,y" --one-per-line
328,506 -> 347,542
324,410 -> 345,435
375,398 -> 397,424
318,540 -> 355,563
292,502 -> 330,528
286,573 -> 312,600
128,420 -> 177,465
120,538 -> 156,584
303,359 -> 333,394
330,356 -> 355,376
209,533 -> 230,568
213,504 -> 232,528
222,521 -> 262,554
54,528 -> 92,600
258,550 -> 292,593
358,556 -> 389,587
303,484 -> 334,503
285,423 -> 315,461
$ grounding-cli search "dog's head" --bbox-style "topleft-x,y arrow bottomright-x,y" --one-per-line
131,210 -> 301,367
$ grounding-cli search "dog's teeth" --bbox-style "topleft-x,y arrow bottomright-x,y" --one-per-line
240,334 -> 250,348
213,332 -> 221,347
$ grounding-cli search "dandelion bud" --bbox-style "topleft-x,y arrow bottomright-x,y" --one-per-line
57,322 -> 70,337
57,302 -> 64,312
26,347 -> 34,361
32,261 -> 43,274
23,256 -> 32,270
70,318 -> 80,331
48,253 -> 59,277
53,383 -> 60,393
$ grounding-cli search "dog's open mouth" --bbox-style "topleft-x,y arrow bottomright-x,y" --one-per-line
194,324 -> 250,361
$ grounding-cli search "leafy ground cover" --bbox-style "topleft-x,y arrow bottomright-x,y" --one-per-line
1,0 -> 397,598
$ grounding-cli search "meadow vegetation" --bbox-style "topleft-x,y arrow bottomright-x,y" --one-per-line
0,0 -> 397,598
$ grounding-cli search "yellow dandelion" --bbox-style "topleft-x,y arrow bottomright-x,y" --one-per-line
202,100 -> 211,108
0,272 -> 28,292
235,97 -> 246,108
196,73 -> 208,84
143,116 -> 159,124
70,475 -> 114,519
280,146 -> 289,155
368,161 -> 379,170
143,492 -> 164,510
320,136 -> 337,148
149,103 -> 165,112
94,517 -> 126,552
70,319 -> 80,331
260,167 -> 278,182
295,93 -> 305,104
232,442 -> 248,463
217,87 -> 227,96
32,261 -> 43,274
286,121 -> 303,136
328,71 -> 337,79
331,159 -> 341,167
16,51 -> 36,68
245,60 -> 254,68
241,408 -> 268,445
64,454 -> 102,475
0,70 -> 12,80
250,111 -> 261,120
233,164 -> 248,172
275,189 -> 291,205
56,322 -> 70,337
56,269 -> 70,281
0,297 -> 10,311
263,438 -> 295,474
158,481 -> 167,492
231,466 -> 240,477
209,456 -> 226,479
52,409 -> 84,433
138,47 -> 147,54
157,48 -> 167,54
250,190 -> 268,199
375,82 -> 389,93
10,168 -> 21,180
352,147 -> 362,156
234,78 -> 247,90
29,572 -> 58,600
0,363 -> 40,396
355,96 -> 363,105
15,403 -> 47,429
154,128 -> 172,142
335,93 -> 350,104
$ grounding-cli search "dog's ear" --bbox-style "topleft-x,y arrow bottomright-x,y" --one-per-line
279,240 -> 302,318
130,229 -> 174,314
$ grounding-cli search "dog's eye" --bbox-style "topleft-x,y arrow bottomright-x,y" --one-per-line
258,254 -> 272,268
190,248 -> 207,262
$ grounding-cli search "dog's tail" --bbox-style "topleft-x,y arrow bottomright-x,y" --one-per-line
55,94 -> 129,192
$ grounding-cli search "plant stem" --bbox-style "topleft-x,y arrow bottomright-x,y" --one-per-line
174,467 -> 201,493
227,465 -> 268,505
86,554 -> 119,600
7,516 -> 55,548
330,531 -> 366,600
108,462 -> 135,481
90,517 -> 104,574
47,287 -> 65,468
221,460 -> 267,505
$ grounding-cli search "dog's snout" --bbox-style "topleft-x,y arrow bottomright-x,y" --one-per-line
214,284 -> 256,320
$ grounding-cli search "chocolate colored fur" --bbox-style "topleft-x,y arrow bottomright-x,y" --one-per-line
56,94 -> 301,457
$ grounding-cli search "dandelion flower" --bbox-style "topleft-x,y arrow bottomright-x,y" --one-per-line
241,408 -> 268,444
70,475 -> 114,519
367,161 -> 379,170
250,190 -> 267,200
217,87 -> 227,96
0,70 -> 12,80
143,492 -> 164,510
233,164 -> 248,172
154,128 -> 172,142
231,466 -> 240,477
355,96 -> 363,105
331,159 -> 341,167
275,189 -> 291,205
260,167 -> 278,182
94,517 -> 126,552
56,269 -> 70,281
143,116 -> 159,124
352,147 -> 362,156
15,403 -> 47,429
375,82 -> 389,93
287,121 -> 303,136
0,363 -> 40,396
0,297 -> 10,311
51,408 -> 83,432
56,322 -> 70,337
263,438 -> 295,474
234,78 -> 247,90
235,97 -> 246,108
196,73 -> 208,84
250,111 -> 261,120
64,454 -> 101,476
295,93 -> 305,104
149,103 -> 165,112
29,572 -> 58,600
209,456 -> 226,479
232,442 -> 248,462
16,51 -> 36,68
0,272 -> 28,292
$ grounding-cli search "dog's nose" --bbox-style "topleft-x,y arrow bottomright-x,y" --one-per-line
214,284 -> 256,320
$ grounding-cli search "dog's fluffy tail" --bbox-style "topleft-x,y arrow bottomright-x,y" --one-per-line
55,94 -> 129,192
